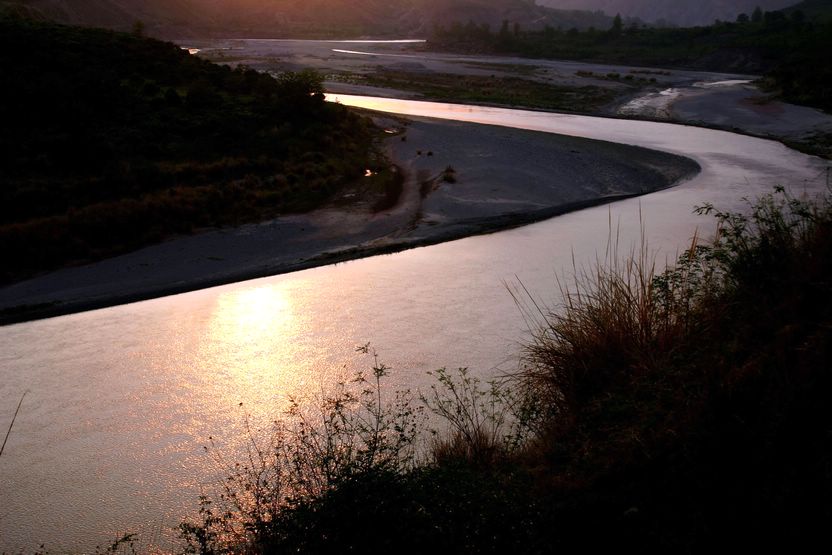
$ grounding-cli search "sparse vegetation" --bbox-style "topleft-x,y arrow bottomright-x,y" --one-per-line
180,350 -> 536,554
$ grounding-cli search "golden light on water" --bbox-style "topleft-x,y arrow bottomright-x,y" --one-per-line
325,93 -> 393,113
196,277 -> 358,421
213,285 -> 294,342
201,283 -> 309,415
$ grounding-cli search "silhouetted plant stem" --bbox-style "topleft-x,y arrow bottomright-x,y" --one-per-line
0,390 -> 28,458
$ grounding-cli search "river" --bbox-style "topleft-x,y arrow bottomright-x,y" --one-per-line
0,97 -> 828,552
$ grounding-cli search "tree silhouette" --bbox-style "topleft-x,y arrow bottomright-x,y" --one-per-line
610,13 -> 623,36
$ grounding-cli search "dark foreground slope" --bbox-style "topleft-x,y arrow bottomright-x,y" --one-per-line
0,16 -> 378,284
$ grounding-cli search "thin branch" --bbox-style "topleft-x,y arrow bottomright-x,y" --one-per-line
1,390 -> 28,458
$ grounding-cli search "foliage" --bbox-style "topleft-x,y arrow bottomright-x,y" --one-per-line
179,347 -> 548,554
180,345 -> 426,553
421,367 -> 539,465
511,186 -> 832,551
519,186 -> 832,423
516,233 -> 700,420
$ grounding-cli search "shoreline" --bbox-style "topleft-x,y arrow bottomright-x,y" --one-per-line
0,115 -> 699,327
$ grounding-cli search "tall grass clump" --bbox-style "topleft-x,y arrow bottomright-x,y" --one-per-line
513,218 -> 716,426
518,186 -> 831,420
421,367 -> 538,467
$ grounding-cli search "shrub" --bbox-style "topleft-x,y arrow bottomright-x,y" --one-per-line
180,345 -> 425,552
422,367 -> 536,466
441,165 -> 457,183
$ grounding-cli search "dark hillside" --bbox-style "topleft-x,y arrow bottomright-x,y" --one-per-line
2,0 -> 616,37
781,0 -> 832,20
0,16 -> 377,284
0,0 -> 208,31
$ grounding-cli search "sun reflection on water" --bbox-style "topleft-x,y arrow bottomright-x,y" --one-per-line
200,284 -> 307,418
213,285 -> 294,342
197,279 -> 358,426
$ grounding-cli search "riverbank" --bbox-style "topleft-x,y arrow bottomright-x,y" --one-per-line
0,115 -> 698,325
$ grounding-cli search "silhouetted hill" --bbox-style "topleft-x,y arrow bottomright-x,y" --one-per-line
781,0 -> 832,20
2,0 -> 614,37
0,0 -> 208,32
11,1 -> 826,34
401,0 -> 612,33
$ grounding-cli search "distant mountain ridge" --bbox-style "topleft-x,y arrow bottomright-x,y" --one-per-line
2,0 -> 613,37
538,0 -> 799,26
0,0 -> 205,29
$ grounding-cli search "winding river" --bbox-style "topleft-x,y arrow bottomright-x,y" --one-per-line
0,97 -> 828,552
